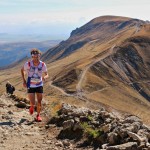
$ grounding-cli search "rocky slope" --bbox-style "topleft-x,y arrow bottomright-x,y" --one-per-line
1,93 -> 150,150
0,94 -> 79,150
49,103 -> 150,150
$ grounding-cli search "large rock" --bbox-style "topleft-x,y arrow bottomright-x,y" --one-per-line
107,142 -> 138,150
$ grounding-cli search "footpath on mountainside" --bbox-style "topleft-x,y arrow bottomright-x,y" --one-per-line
0,93 -> 82,150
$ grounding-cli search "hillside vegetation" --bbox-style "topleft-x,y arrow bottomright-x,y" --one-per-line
0,15 -> 150,125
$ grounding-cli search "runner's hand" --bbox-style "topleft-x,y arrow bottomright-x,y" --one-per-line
23,81 -> 27,88
42,77 -> 45,82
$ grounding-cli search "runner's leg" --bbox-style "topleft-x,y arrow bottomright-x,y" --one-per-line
36,93 -> 43,121
36,93 -> 43,115
28,93 -> 35,114
28,93 -> 36,106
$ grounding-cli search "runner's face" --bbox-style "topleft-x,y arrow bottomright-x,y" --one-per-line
31,52 -> 41,59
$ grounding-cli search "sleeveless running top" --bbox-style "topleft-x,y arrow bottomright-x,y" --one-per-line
24,60 -> 47,88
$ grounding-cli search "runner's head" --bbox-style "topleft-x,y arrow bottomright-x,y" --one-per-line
30,48 -> 42,57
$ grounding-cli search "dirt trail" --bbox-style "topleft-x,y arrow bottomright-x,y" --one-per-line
76,45 -> 116,95
48,45 -> 116,100
0,94 -> 78,150
49,81 -> 72,97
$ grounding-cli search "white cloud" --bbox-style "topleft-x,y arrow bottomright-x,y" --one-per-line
0,0 -> 150,35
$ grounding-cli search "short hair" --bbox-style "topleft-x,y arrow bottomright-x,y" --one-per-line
30,48 -> 42,55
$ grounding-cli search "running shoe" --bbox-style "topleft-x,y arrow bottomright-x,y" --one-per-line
36,114 -> 42,122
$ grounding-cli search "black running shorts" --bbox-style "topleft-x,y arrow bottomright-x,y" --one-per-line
27,86 -> 43,93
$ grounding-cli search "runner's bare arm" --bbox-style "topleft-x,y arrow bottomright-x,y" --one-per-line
42,72 -> 49,82
21,67 -> 27,88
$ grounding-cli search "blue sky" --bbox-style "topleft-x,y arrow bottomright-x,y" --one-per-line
0,0 -> 149,40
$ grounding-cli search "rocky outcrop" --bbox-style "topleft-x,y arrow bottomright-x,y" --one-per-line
48,103 -> 150,150
0,94 -> 76,150
9,94 -> 30,108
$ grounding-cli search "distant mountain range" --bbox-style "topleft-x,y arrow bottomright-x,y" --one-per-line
0,40 -> 60,67
0,33 -> 65,43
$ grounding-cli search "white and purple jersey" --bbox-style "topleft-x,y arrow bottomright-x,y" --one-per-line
24,60 -> 47,88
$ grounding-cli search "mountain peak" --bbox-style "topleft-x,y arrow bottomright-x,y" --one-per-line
70,15 -> 145,38
89,15 -> 132,23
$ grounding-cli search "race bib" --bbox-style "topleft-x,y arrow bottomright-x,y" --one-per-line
30,77 -> 41,84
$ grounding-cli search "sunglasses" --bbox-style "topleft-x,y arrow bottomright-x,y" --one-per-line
31,51 -> 39,55
31,51 -> 41,56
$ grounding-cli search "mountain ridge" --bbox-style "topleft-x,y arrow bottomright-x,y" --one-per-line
42,15 -> 146,63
